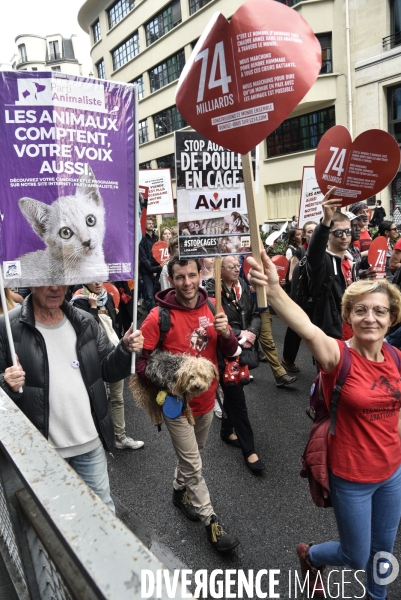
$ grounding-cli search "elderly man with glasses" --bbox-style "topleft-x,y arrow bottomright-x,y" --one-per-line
306,189 -> 360,340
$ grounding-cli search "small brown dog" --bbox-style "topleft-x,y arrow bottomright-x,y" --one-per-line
130,350 -> 218,426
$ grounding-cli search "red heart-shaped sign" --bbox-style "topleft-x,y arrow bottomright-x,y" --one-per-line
315,126 -> 401,206
176,0 -> 321,155
368,236 -> 389,279
152,241 -> 169,264
271,254 -> 289,284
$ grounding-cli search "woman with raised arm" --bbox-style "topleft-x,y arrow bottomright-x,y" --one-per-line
248,251 -> 401,600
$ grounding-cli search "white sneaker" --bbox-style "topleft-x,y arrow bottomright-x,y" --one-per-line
115,437 -> 144,450
214,398 -> 222,419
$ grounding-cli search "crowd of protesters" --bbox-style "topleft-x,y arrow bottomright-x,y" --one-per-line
1,199 -> 401,598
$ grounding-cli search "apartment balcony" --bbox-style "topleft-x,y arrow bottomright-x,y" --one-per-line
383,32 -> 401,50
47,53 -> 62,62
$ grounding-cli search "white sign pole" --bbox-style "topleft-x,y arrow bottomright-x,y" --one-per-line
0,266 -> 22,392
131,87 -> 140,374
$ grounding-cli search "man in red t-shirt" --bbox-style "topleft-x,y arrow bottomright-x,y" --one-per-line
137,256 -> 240,553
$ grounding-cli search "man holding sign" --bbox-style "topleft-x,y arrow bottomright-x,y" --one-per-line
0,286 -> 143,512
306,190 -> 359,340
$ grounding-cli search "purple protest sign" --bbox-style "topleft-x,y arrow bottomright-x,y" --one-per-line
0,71 -> 135,287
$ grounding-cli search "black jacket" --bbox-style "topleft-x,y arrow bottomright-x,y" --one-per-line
0,296 -> 132,451
139,233 -> 161,276
370,206 -> 386,227
205,277 -> 261,338
307,223 -> 359,339
72,293 -> 120,337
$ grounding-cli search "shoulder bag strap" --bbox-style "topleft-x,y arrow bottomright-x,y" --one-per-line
383,341 -> 401,371
329,342 -> 352,435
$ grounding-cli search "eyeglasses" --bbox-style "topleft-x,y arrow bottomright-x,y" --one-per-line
351,304 -> 390,317
331,228 -> 352,238
389,227 -> 397,232
223,265 -> 240,271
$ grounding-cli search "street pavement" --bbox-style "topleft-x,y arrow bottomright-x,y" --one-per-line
108,313 -> 401,599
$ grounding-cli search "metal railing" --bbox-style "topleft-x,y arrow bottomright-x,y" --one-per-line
0,389 -> 192,599
383,32 -> 401,50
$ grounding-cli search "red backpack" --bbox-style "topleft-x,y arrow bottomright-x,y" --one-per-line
301,342 -> 401,508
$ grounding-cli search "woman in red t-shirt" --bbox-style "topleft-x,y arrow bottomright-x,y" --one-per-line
248,248 -> 401,600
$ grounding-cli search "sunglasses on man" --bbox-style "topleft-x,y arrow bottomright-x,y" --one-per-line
330,228 -> 352,238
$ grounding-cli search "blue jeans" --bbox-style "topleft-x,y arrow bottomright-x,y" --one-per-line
309,465 -> 401,600
65,445 -> 115,513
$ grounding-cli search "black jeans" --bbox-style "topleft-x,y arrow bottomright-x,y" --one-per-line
220,379 -> 256,458
282,326 -> 302,364
142,273 -> 155,312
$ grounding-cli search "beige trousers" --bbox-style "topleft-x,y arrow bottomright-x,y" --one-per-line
258,309 -> 287,380
109,379 -> 126,440
163,409 -> 214,525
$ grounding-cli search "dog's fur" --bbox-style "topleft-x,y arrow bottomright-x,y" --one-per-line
130,350 -> 218,426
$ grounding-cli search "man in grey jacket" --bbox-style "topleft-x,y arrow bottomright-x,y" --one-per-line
0,286 -> 143,512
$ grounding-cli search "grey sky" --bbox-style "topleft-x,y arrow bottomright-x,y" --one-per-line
1,0 -> 92,74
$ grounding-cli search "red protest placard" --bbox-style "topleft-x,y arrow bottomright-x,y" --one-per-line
315,126 -> 401,205
367,237 -> 388,279
271,255 -> 289,284
175,0 -> 321,155
151,241 -> 169,264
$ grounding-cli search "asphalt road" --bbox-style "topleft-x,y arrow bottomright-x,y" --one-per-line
108,313 -> 401,600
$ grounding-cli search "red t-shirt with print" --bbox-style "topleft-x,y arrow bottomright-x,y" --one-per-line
359,229 -> 372,252
321,340 -> 401,483
141,301 -> 219,416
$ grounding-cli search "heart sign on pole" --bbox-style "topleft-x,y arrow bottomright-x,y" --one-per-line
315,126 -> 401,206
175,0 -> 321,155
151,241 -> 169,264
367,236 -> 388,279
271,255 -> 289,284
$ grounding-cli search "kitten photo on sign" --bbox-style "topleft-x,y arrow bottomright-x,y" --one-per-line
14,167 -> 108,285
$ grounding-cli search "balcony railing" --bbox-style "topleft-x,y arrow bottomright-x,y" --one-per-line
48,53 -> 61,62
383,32 -> 401,50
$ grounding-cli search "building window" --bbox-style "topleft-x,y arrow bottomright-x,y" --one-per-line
112,33 -> 139,70
189,0 -> 212,16
145,0 -> 181,46
139,161 -> 152,169
266,106 -> 335,157
153,106 -> 187,138
49,40 -> 61,61
317,34 -> 332,74
92,20 -> 101,44
108,0 -> 134,29
157,154 -> 176,178
51,66 -> 61,72
149,50 -> 185,92
96,59 -> 106,79
139,120 -> 149,144
132,75 -> 144,99
32,67 -> 37,71
18,44 -> 27,62
388,85 -> 401,145
384,0 -> 401,49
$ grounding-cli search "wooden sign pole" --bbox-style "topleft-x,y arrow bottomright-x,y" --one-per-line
241,152 -> 267,308
214,257 -> 222,314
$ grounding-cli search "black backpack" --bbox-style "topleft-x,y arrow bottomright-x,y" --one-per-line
392,266 -> 401,288
293,256 -> 311,311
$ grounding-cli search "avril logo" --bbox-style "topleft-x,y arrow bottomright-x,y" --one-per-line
189,191 -> 245,213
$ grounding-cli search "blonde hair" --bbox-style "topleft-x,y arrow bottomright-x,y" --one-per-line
0,289 -> 16,316
342,279 -> 401,325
